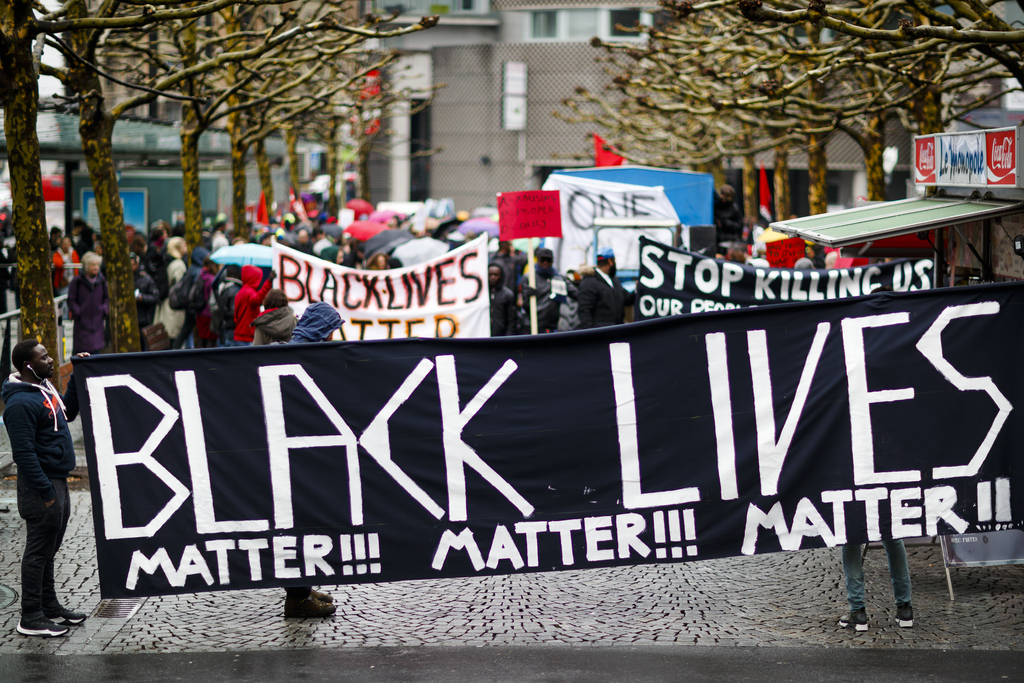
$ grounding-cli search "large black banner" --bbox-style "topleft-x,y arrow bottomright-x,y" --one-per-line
78,283 -> 1023,598
636,236 -> 934,318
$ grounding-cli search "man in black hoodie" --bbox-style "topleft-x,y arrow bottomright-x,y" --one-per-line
2,339 -> 87,637
488,264 -> 516,336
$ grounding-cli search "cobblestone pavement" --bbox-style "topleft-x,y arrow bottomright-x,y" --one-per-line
0,491 -> 1020,656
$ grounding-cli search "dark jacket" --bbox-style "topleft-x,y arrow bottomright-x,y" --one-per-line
290,302 -> 342,344
183,246 -> 210,313
520,270 -> 577,332
67,273 -> 108,352
253,306 -> 297,345
215,277 -> 242,341
1,373 -> 79,500
714,198 -> 744,243
577,266 -> 635,329
134,269 -> 160,329
234,265 -> 272,342
488,267 -> 516,337
491,251 -> 527,291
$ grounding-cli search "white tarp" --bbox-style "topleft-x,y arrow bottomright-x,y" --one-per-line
273,236 -> 490,340
541,174 -> 680,271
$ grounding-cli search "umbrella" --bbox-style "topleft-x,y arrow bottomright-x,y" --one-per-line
364,229 -> 414,257
392,238 -> 450,267
210,244 -> 273,268
346,198 -> 374,219
368,209 -> 401,224
321,222 -> 344,239
758,227 -> 792,243
344,220 -> 389,241
456,218 -> 500,237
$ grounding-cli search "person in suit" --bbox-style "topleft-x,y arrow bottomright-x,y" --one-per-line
577,247 -> 635,329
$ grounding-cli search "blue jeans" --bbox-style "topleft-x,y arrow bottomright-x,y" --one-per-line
841,540 -> 912,611
222,339 -> 251,348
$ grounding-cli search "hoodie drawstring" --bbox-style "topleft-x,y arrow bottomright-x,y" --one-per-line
36,380 -> 67,432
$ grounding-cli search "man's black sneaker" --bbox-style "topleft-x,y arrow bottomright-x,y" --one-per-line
896,604 -> 914,628
839,608 -> 868,632
44,606 -> 87,626
284,595 -> 336,618
17,617 -> 69,637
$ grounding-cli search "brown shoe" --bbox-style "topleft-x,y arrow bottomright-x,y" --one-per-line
284,595 -> 337,618
311,589 -> 334,604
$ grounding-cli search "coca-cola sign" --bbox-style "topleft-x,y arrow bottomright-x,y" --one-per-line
986,130 -> 1016,185
915,136 -> 936,184
916,127 -> 1021,188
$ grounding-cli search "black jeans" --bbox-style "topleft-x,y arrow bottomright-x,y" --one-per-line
18,476 -> 70,620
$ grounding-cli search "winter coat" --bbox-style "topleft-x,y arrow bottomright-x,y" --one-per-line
214,277 -> 242,342
520,271 -> 577,332
488,267 -> 516,337
133,269 -> 160,329
289,302 -> 342,344
491,251 -> 527,291
67,273 -> 108,353
714,198 -> 744,244
576,266 -> 634,329
253,306 -> 297,346
1,373 -> 80,500
234,264 -> 272,342
154,258 -> 187,338
52,248 -> 79,291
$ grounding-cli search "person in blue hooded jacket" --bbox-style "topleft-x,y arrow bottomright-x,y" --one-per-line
2,339 -> 88,637
281,302 -> 345,618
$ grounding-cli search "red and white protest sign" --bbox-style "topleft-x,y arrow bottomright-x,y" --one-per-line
987,129 -> 1016,185
915,136 -> 936,184
497,191 -> 562,240
766,237 -> 806,269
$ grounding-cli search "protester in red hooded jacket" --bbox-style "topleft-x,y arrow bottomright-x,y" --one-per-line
233,265 -> 273,345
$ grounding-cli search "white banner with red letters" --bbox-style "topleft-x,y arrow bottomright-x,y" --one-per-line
273,237 -> 490,340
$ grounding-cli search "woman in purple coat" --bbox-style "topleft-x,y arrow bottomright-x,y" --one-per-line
67,252 -> 108,354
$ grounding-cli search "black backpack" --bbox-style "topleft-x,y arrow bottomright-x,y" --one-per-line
167,267 -> 206,311
151,250 -> 170,300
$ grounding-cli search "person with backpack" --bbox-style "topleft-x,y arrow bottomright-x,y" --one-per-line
233,265 -> 273,346
194,256 -> 221,349
170,246 -> 210,349
66,252 -> 107,355
214,264 -> 243,347
154,237 -> 188,341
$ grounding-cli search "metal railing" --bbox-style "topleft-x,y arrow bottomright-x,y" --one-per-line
0,294 -> 72,377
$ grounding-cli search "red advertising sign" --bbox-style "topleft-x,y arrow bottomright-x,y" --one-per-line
986,129 -> 1016,185
765,237 -> 806,269
497,191 -> 562,240
915,136 -> 936,184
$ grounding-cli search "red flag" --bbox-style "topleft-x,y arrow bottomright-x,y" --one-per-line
594,134 -> 625,167
758,165 -> 773,223
256,191 -> 269,225
289,187 -> 308,223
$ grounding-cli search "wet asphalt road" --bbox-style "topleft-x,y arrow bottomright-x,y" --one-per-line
2,645 -> 1021,683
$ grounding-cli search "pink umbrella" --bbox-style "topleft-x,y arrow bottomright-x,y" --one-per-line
368,209 -> 401,224
456,218 -> 499,237
344,220 -> 390,241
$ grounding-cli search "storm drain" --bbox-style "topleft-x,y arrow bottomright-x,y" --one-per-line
0,584 -> 17,609
93,598 -> 143,620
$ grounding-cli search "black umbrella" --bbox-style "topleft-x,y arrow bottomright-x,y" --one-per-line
364,229 -> 414,257
321,222 -> 344,239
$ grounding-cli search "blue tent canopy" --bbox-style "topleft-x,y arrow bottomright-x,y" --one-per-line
551,166 -> 714,226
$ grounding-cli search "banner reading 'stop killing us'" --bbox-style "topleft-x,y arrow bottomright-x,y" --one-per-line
78,283 -> 1023,598
636,237 -> 934,318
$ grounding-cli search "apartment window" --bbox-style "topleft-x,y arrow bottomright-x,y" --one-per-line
527,8 -> 649,41
609,8 -> 641,36
532,11 -> 558,39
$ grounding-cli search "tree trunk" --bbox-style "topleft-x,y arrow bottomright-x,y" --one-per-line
911,56 -> 943,136
773,141 -> 791,220
285,127 -> 301,200
180,121 -> 204,254
0,22 -> 58,356
227,111 -> 250,241
864,115 -> 887,201
742,151 -> 758,224
807,134 -> 828,216
326,122 -> 340,217
358,143 -> 372,203
254,138 -> 274,216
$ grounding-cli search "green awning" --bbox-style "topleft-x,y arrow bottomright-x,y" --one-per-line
770,196 -> 1024,247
